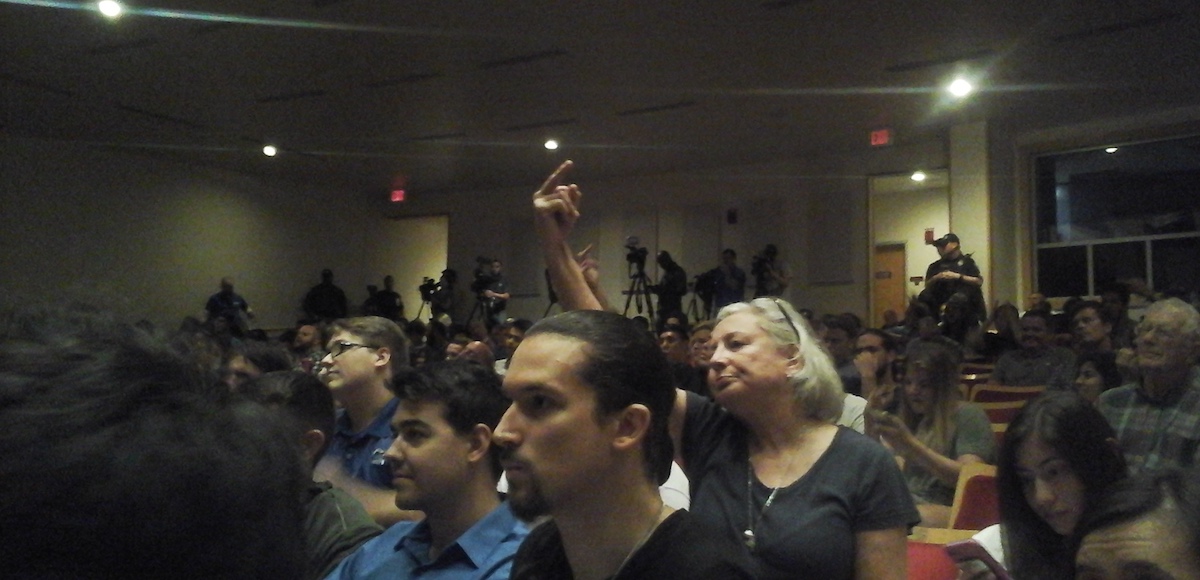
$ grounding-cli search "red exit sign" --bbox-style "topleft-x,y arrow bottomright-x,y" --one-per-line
870,128 -> 892,147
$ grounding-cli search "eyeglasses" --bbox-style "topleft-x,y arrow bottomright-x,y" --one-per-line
772,299 -> 802,342
326,340 -> 377,359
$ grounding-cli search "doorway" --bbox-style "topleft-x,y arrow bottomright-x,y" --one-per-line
872,244 -> 907,326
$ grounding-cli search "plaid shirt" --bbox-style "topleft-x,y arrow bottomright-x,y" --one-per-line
1099,366 -> 1200,474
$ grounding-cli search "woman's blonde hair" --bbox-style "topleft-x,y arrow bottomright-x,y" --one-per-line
901,342 -> 962,453
716,298 -> 844,422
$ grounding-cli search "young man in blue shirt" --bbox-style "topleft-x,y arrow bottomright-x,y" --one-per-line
325,361 -> 527,580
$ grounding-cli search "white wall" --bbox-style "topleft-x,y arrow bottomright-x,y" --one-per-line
871,186 -> 951,296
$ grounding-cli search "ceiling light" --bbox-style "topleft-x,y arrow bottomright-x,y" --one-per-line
1105,147 -> 1118,154
947,78 -> 973,98
262,145 -> 277,157
544,139 -> 559,150
97,0 -> 123,18
911,171 -> 927,182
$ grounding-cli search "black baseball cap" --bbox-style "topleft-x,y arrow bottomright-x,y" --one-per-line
932,233 -> 959,247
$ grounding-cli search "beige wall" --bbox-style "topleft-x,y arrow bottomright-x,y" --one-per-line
870,183 -> 951,301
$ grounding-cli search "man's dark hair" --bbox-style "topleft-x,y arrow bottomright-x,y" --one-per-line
228,339 -> 296,374
1098,282 -> 1131,307
722,248 -> 737,259
1020,309 -> 1053,327
389,360 -> 510,479
660,323 -> 690,341
0,302 -> 307,578
526,310 -> 675,485
1071,300 -> 1114,325
1074,467 -> 1200,567
238,370 -> 337,467
821,313 -> 858,339
859,328 -> 898,353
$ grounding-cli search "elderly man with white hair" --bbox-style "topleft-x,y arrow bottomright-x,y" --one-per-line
1098,298 -> 1200,474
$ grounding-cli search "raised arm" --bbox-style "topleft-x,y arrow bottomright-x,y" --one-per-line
534,160 -> 602,311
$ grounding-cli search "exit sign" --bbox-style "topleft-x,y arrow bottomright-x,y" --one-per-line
870,128 -> 892,147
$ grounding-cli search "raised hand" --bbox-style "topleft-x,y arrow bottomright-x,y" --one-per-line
533,160 -> 582,245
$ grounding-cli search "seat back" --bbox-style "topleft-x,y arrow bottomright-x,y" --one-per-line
977,400 -> 1028,426
907,541 -> 960,580
970,384 -> 1045,403
948,463 -> 999,530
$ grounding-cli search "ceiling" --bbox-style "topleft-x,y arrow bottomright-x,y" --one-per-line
4,0 -> 1200,198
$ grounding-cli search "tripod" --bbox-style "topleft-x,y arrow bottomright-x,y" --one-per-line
622,264 -> 656,320
414,298 -> 432,320
466,296 -> 491,328
684,289 -> 702,324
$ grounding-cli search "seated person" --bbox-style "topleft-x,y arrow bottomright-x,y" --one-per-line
1071,300 -> 1115,355
223,338 -> 296,390
1073,350 -> 1123,405
1075,467 -> 1200,580
239,371 -> 383,579
0,302 -> 308,578
954,392 -> 1127,579
989,311 -> 1076,390
325,360 -> 528,579
869,342 -> 996,526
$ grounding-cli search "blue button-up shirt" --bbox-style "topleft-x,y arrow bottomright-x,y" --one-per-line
325,398 -> 400,488
324,502 -> 529,580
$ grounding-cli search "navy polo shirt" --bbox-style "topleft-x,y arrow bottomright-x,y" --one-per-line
326,397 -> 400,488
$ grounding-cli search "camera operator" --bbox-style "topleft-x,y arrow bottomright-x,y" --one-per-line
471,258 -> 510,328
651,250 -> 688,327
752,243 -> 790,298
709,248 -> 746,310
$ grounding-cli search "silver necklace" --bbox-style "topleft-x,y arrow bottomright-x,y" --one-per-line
743,464 -> 783,551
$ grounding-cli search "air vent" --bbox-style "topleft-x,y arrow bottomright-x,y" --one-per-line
256,89 -> 327,104
88,38 -> 159,56
617,100 -> 697,117
1051,13 -> 1180,43
884,48 -> 995,73
116,104 -> 203,128
503,117 -> 578,132
480,49 -> 568,70
366,72 -> 442,89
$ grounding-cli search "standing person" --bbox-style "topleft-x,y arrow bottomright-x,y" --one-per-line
374,275 -> 405,322
711,249 -> 746,311
752,244 -> 790,298
205,276 -> 254,334
305,269 -> 349,322
869,341 -> 996,527
495,310 -> 753,579
526,161 -> 916,579
953,392 -> 1128,580
325,361 -> 529,580
479,260 -> 511,328
651,250 -> 687,328
920,233 -> 985,324
316,316 -> 418,526
1097,298 -> 1200,473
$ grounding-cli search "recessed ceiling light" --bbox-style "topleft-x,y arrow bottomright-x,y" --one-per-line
947,78 -> 973,98
262,145 -> 277,157
1105,147 -> 1118,154
97,0 -> 123,18
544,139 -> 559,150
911,171 -> 927,182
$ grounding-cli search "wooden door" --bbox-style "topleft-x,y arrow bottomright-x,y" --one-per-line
872,243 -> 907,326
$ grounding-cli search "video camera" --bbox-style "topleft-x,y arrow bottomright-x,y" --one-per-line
624,236 -> 648,273
418,277 -> 440,302
471,256 -> 498,294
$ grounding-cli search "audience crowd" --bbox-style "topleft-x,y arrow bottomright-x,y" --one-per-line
3,160 -> 1199,579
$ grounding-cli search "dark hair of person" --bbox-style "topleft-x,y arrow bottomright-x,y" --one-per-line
859,328 -> 898,353
228,339 -> 296,374
1070,300 -> 1113,325
1075,350 -> 1123,391
997,391 -> 1128,579
238,370 -> 337,467
1021,309 -> 1053,327
1073,467 -> 1200,569
0,302 -> 307,578
526,310 -> 675,485
660,323 -> 690,341
389,360 -> 510,479
1098,282 -> 1131,306
821,313 -> 859,340
510,318 -> 534,333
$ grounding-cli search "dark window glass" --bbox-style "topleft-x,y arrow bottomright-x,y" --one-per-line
1093,242 -> 1146,290
1037,247 -> 1088,298
1153,238 -> 1200,299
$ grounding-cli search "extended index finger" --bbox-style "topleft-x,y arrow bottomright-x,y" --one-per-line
535,160 -> 574,198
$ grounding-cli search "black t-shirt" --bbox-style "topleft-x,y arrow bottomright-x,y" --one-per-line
510,510 -> 753,580
923,253 -> 985,320
682,393 -> 920,580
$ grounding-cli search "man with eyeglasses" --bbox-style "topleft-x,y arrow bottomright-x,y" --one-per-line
1098,298 -> 1200,474
317,316 -> 419,525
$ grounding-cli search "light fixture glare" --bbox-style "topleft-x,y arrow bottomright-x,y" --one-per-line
911,171 -> 927,182
1105,147 -> 1118,154
97,0 -> 123,17
544,139 -> 559,150
262,145 -> 277,157
947,78 -> 973,98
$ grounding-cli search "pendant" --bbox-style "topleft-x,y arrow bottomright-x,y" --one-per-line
743,528 -> 756,550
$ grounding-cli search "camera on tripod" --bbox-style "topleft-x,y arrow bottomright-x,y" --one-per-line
418,277 -> 440,302
470,256 -> 498,294
624,236 -> 648,273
